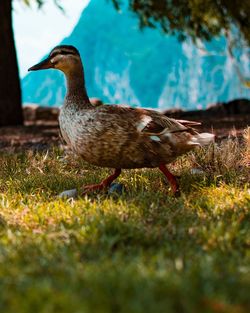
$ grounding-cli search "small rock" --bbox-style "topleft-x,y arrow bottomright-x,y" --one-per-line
190,168 -> 205,175
108,183 -> 126,196
58,189 -> 78,199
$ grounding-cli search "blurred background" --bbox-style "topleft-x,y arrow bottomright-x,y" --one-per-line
1,0 -> 250,127
15,0 -> 250,111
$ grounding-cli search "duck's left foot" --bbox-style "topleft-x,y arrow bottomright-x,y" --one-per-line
159,164 -> 180,196
82,183 -> 108,194
82,169 -> 122,195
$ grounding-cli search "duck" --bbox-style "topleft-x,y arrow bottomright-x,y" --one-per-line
28,45 -> 214,195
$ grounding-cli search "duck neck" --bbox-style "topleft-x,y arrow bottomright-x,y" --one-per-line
64,65 -> 91,108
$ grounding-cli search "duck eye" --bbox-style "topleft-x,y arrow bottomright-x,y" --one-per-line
50,50 -> 76,59
61,51 -> 70,55
59,51 -> 76,56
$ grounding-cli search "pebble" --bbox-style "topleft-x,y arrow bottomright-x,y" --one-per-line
58,189 -> 78,199
190,168 -> 205,175
58,183 -> 126,199
108,183 -> 126,196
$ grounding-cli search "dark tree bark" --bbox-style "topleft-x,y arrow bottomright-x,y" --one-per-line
0,0 -> 23,126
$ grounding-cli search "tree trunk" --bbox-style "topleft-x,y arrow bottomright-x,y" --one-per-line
0,0 -> 23,126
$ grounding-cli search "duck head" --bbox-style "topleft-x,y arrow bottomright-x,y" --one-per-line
28,45 -> 81,74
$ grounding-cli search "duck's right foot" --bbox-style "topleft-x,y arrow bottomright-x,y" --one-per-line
159,164 -> 180,196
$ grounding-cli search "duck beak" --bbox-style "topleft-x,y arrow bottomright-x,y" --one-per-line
28,57 -> 53,71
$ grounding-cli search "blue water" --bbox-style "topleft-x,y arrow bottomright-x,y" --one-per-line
22,0 -> 250,110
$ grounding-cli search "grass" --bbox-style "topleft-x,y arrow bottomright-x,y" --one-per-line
0,132 -> 249,313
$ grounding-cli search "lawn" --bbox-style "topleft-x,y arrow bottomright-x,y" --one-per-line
0,131 -> 249,313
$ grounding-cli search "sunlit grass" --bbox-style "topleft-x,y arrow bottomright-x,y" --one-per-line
0,136 -> 249,313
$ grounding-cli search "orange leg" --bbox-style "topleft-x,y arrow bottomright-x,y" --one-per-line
159,164 -> 180,195
82,169 -> 121,194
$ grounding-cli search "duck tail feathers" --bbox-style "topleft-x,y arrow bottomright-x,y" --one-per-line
188,133 -> 215,146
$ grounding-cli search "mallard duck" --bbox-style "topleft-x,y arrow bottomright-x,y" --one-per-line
29,45 -> 214,195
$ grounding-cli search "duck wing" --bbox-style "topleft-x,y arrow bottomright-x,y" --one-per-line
175,119 -> 201,127
136,110 -> 194,135
94,105 -> 199,137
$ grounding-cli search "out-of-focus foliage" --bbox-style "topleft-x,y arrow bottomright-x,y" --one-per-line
111,0 -> 250,44
18,0 -> 64,11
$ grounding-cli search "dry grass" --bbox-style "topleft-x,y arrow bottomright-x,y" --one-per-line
0,131 -> 249,313
243,127 -> 250,167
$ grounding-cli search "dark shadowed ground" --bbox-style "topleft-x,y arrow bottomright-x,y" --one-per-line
0,114 -> 249,152
0,98 -> 249,151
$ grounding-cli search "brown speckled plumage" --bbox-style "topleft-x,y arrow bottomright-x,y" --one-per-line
59,104 -> 196,169
29,45 -> 214,194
